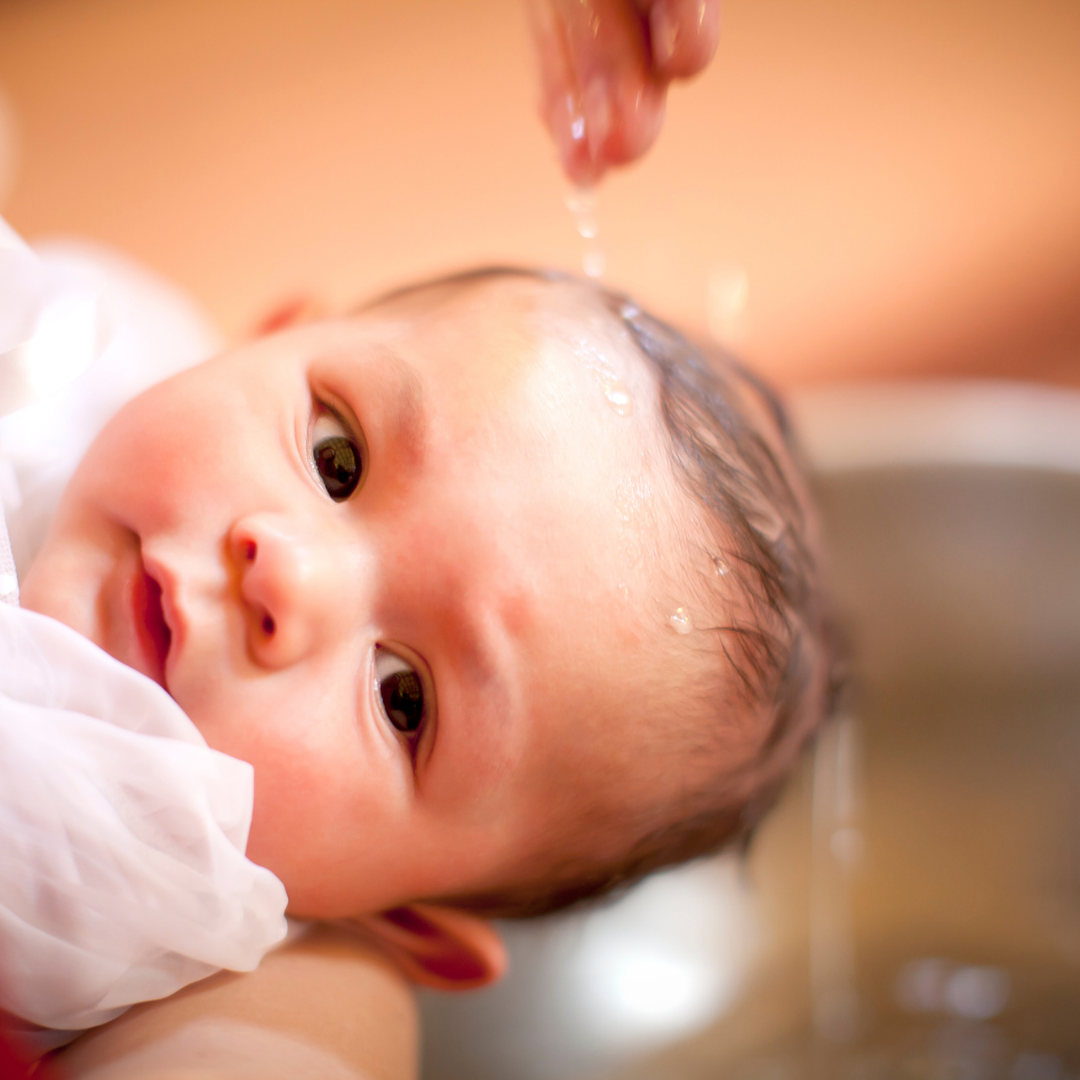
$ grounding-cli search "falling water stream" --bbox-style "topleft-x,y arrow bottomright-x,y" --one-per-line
566,187 -> 605,279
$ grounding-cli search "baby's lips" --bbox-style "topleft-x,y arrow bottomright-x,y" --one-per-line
130,567 -> 171,691
140,553 -> 184,683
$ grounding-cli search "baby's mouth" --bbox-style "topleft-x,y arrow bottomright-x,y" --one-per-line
133,568 -> 172,691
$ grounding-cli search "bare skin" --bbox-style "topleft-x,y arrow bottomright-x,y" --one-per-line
15,278 -> 729,1074
54,926 -> 418,1080
9,10 -> 727,1069
21,277 -> 699,920
527,0 -> 721,184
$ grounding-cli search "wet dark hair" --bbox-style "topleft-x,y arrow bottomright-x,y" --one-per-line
365,267 -> 844,917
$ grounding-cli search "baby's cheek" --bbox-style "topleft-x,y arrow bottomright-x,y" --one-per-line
203,701 -> 339,888
180,677 -> 373,870
83,395 -> 204,529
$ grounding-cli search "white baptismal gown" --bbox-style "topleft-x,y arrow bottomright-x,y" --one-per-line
0,217 -> 288,1043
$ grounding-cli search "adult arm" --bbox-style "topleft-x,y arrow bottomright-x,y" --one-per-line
53,925 -> 418,1080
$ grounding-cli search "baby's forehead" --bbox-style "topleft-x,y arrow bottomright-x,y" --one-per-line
356,281 -> 755,845
363,269 -> 594,321
360,273 -> 658,423
365,273 -> 632,359
377,275 -> 698,555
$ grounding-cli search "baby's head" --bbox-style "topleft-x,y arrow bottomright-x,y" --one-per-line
23,270 -> 838,935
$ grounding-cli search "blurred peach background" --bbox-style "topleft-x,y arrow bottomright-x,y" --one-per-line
0,0 -> 1077,386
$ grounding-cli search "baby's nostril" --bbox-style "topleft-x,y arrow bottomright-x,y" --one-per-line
244,540 -> 257,562
262,614 -> 275,636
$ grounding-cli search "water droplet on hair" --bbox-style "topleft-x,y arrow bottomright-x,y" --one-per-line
669,607 -> 692,634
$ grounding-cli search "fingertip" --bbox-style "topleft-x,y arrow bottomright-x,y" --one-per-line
601,75 -> 667,169
546,90 -> 606,186
530,0 -> 677,181
649,0 -> 721,81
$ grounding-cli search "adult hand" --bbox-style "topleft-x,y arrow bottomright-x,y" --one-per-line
527,0 -> 720,185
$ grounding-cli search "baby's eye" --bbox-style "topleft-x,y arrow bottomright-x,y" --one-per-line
375,648 -> 426,736
312,410 -> 363,502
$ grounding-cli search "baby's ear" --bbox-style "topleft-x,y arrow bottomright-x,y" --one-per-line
348,903 -> 507,990
250,295 -> 328,337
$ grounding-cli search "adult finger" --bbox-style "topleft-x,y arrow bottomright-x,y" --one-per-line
527,0 -> 666,185
647,0 -> 721,82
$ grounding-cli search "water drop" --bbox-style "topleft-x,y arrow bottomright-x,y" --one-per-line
603,380 -> 633,416
574,338 -> 631,416
565,187 -> 595,216
563,94 -> 587,144
669,607 -> 692,634
576,216 -> 599,240
566,186 -> 606,279
714,558 -> 729,577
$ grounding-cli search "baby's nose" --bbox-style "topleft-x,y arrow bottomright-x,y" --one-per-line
228,513 -> 355,669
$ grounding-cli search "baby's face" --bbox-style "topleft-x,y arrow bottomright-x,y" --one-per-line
23,277 -> 689,916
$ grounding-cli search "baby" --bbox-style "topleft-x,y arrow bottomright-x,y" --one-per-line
5,262 -> 838,1035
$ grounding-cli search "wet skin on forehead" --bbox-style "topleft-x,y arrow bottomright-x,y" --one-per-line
21,277 -> 707,916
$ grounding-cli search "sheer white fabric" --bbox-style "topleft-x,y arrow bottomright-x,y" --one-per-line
0,219 -> 222,579
0,598 -> 288,1029
0,216 -> 289,1032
